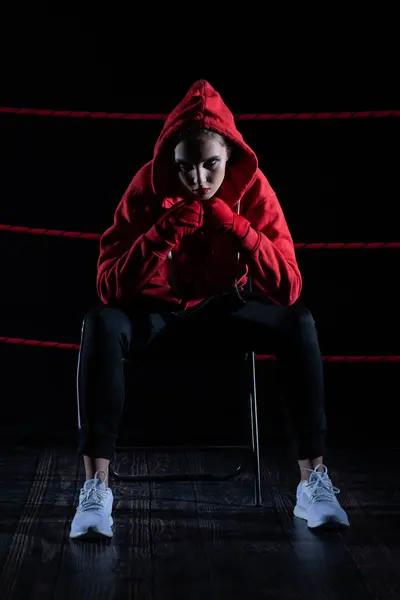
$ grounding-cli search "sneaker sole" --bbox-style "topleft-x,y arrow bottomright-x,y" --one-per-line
70,516 -> 114,540
294,505 -> 350,529
70,526 -> 113,541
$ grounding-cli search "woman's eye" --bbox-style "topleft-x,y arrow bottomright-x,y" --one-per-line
206,159 -> 219,168
178,163 -> 191,172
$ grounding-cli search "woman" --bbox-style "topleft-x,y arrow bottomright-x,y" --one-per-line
70,80 -> 349,540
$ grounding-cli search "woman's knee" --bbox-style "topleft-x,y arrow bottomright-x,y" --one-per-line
289,302 -> 317,331
83,304 -> 133,342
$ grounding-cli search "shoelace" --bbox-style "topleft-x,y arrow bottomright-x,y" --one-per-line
304,464 -> 340,503
79,483 -> 108,513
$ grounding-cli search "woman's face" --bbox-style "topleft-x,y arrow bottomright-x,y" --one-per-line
174,135 -> 230,200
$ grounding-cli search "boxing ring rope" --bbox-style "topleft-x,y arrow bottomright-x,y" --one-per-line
0,336 -> 398,363
1,220 -> 399,363
1,106 -> 400,121
1,105 -> 398,364
1,224 -> 399,249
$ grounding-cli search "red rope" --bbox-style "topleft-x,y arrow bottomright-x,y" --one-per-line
1,106 -> 400,121
0,224 -> 100,240
0,336 -> 80,350
1,224 -> 399,249
0,336 -> 399,362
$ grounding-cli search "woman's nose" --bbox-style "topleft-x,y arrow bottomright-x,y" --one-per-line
194,166 -> 207,186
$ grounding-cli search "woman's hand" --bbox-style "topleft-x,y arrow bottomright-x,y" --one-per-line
202,197 -> 234,233
156,200 -> 204,242
202,197 -> 253,243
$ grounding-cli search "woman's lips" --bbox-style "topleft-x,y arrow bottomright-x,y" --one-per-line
196,187 -> 211,195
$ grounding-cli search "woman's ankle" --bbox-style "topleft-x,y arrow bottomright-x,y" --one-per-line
94,459 -> 110,487
83,455 -> 94,481
83,456 -> 110,487
94,470 -> 109,488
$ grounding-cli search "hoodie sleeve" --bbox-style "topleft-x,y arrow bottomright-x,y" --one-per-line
234,171 -> 302,306
96,168 -> 176,305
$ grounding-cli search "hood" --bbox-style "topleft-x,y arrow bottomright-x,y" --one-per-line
151,80 -> 258,208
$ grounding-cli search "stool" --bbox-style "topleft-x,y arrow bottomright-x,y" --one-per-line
76,316 -> 262,507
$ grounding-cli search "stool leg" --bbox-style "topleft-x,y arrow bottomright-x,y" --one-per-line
249,351 -> 262,506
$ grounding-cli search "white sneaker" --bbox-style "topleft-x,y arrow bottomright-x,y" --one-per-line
70,472 -> 114,540
293,464 -> 350,529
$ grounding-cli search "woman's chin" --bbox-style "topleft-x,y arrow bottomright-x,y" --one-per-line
184,188 -> 215,201
197,191 -> 215,201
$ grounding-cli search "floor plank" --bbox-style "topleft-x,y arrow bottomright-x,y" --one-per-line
146,450 -> 213,600
187,450 -> 307,599
55,449 -> 153,600
263,452 -> 375,600
329,447 -> 400,600
0,444 -> 399,600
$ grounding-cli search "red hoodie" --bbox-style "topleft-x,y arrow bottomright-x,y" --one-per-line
97,80 -> 302,309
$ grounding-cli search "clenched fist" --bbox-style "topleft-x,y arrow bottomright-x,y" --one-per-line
156,200 -> 204,243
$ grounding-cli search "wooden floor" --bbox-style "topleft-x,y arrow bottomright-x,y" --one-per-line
0,443 -> 399,600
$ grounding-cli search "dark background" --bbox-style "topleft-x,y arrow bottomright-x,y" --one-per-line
0,17 -> 398,454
